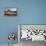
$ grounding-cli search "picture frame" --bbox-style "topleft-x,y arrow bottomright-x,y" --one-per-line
4,8 -> 17,16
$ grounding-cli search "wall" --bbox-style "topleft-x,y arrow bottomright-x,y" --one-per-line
0,0 -> 46,44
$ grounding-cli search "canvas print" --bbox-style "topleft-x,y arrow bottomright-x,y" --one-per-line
4,8 -> 17,16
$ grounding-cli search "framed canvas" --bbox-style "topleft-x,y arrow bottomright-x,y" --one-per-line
4,8 -> 17,16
